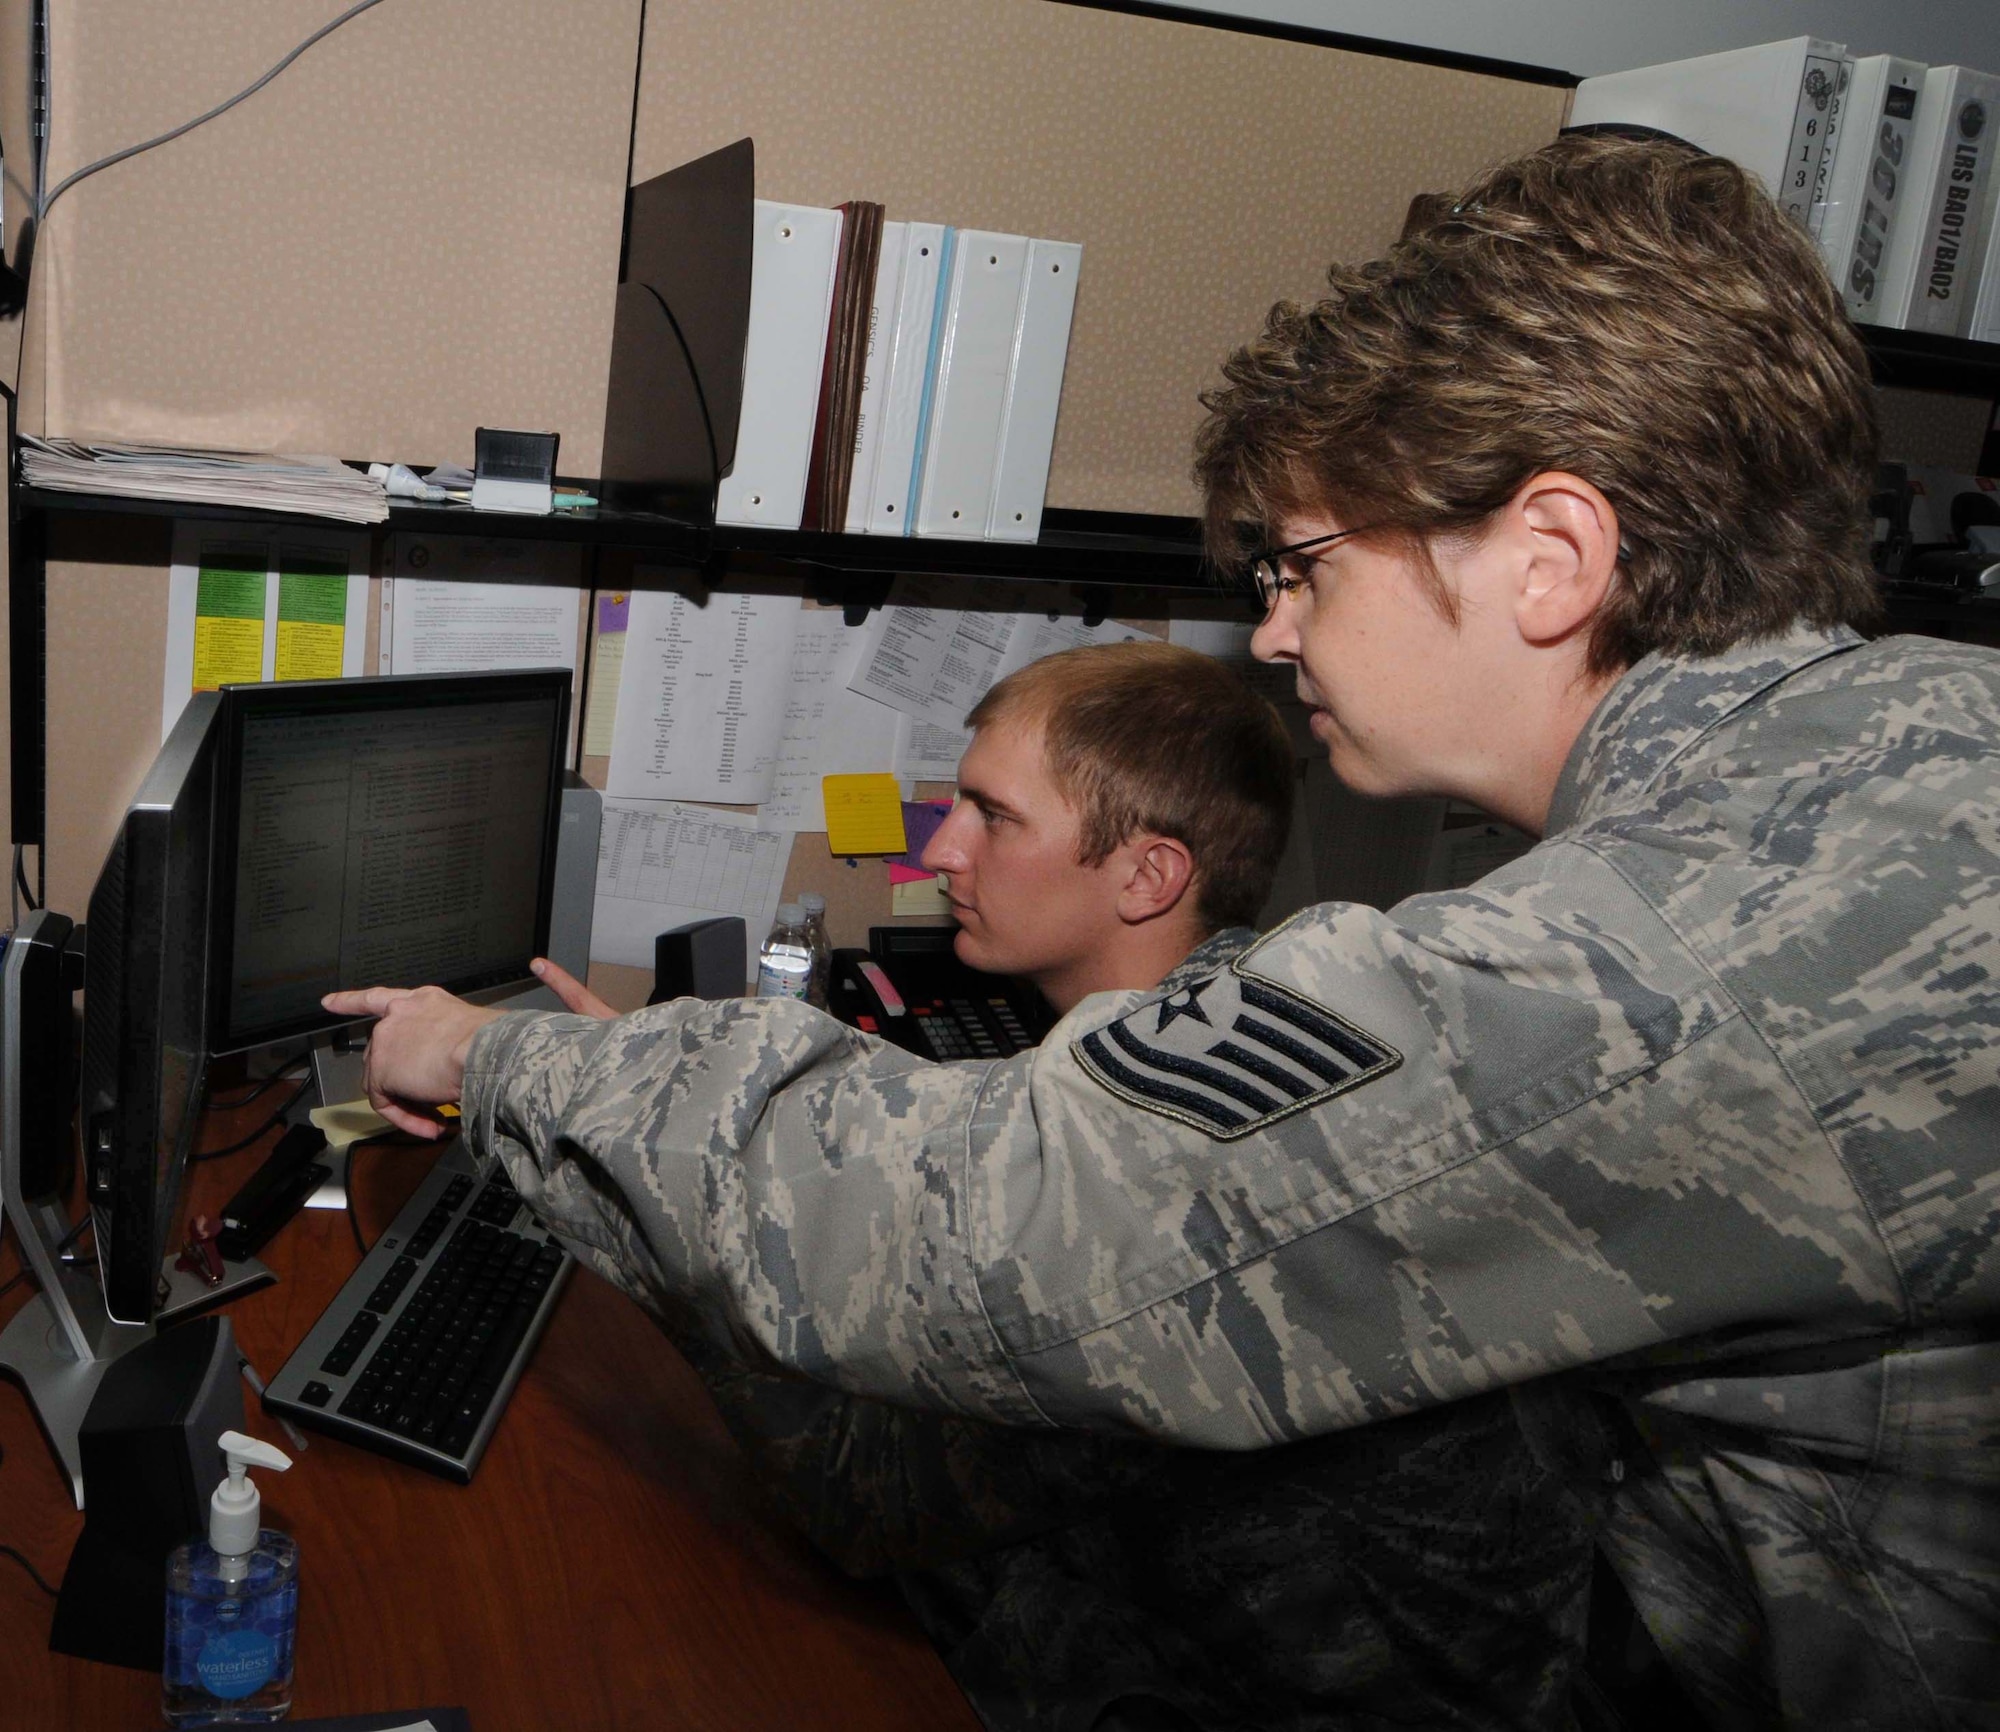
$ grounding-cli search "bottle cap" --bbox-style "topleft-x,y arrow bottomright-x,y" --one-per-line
799,893 -> 826,915
210,1429 -> 291,1557
776,903 -> 804,926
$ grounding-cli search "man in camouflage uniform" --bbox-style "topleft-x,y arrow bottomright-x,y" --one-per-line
332,133 -> 2000,1728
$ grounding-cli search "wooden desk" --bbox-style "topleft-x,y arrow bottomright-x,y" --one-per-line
0,1104 -> 982,1731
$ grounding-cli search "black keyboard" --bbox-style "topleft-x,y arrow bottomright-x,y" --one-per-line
263,1144 -> 571,1482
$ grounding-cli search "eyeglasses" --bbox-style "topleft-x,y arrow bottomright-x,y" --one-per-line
1247,523 -> 1385,614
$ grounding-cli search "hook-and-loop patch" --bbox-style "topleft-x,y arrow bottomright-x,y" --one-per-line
1072,961 -> 1400,1140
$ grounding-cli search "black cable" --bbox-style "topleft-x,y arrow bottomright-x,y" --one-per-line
13,846 -> 37,915
0,1207 -> 93,1302
208,1059 -> 310,1109
190,1073 -> 314,1163
0,1543 -> 58,1598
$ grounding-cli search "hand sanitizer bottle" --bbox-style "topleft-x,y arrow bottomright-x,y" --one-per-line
163,1430 -> 298,1726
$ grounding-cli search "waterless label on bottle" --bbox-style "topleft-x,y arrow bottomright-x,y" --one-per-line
195,1627 -> 277,1700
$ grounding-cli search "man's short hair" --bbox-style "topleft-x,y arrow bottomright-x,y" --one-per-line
967,639 -> 1292,932
1194,132 -> 1881,676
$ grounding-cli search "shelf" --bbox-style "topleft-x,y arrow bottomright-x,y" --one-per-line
1859,326 -> 2000,398
716,509 -> 1214,591
13,483 -> 1226,595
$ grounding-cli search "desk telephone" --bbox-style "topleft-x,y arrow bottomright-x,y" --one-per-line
830,927 -> 1053,1061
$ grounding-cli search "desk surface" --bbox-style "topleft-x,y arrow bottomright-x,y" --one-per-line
0,1102 -> 981,1732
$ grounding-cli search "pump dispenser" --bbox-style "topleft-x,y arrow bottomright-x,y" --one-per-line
164,1430 -> 299,1725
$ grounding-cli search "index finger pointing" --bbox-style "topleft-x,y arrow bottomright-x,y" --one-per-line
322,986 -> 406,1017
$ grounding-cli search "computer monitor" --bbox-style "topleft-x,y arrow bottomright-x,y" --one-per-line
208,669 -> 570,1057
79,668 -> 568,1325
78,692 -> 224,1324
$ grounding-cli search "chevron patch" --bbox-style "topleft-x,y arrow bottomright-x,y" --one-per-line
1073,965 -> 1400,1140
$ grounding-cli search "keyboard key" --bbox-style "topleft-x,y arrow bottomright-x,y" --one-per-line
320,1311 -> 380,1376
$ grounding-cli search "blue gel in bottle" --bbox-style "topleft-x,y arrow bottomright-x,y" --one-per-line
164,1430 -> 298,1726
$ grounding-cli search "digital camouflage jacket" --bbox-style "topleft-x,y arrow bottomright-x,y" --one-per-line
464,624 -> 2000,1728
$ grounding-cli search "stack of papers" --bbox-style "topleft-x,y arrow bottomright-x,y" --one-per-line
18,435 -> 389,524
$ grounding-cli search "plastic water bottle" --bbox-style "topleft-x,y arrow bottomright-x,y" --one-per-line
757,903 -> 814,1001
798,892 -> 832,1010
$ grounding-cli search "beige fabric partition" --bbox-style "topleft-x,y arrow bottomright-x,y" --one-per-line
22,0 -> 1570,920
20,0 -> 645,472
633,0 -> 1569,517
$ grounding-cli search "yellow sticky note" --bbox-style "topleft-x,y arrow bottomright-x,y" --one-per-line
822,774 -> 908,856
309,1100 -> 392,1151
891,875 -> 950,917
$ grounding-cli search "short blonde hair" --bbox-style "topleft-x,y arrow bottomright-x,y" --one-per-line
968,640 -> 1291,932
1195,132 -> 1881,676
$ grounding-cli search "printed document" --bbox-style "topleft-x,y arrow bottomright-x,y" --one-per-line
380,535 -> 583,676
762,608 -> 906,830
606,577 -> 802,804
849,575 -> 1151,735
581,591 -> 630,758
163,521 -> 368,739
593,798 -> 793,984
846,575 -> 1027,728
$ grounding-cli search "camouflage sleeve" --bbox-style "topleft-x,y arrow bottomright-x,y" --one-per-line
462,833 -> 1896,1448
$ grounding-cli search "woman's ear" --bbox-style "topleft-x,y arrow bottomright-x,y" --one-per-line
1512,473 -> 1620,647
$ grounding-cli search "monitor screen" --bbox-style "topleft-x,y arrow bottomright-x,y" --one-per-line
209,670 -> 570,1055
81,692 -> 222,1324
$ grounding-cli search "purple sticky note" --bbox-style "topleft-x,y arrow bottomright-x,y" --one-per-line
892,800 -> 954,874
597,592 -> 630,634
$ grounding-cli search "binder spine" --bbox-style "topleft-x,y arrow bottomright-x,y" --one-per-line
845,223 -> 908,536
865,223 -> 947,535
716,202 -> 844,531
1901,70 -> 2000,336
1827,60 -> 1924,325
1808,58 -> 1856,238
1778,49 -> 1845,226
904,228 -> 958,538
985,240 -> 1082,543
1970,189 -> 2000,344
914,233 -> 1032,539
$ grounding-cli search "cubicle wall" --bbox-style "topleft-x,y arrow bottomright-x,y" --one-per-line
18,0 -> 1570,952
632,0 -> 1569,517
17,0 -> 646,467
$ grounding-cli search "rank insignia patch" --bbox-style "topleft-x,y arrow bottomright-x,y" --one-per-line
1072,965 -> 1400,1140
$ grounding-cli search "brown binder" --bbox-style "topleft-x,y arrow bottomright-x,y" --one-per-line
801,200 -> 885,532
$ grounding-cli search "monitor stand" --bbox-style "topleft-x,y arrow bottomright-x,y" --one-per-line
0,911 -> 268,1508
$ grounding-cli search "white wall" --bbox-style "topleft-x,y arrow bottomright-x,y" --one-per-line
1182,0 -> 2000,79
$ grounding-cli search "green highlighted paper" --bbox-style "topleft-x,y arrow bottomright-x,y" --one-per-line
275,552 -> 350,681
192,549 -> 268,690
